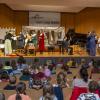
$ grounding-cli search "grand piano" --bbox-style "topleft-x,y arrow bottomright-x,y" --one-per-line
66,29 -> 87,47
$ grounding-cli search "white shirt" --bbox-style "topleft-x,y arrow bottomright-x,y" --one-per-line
72,78 -> 91,88
77,93 -> 100,100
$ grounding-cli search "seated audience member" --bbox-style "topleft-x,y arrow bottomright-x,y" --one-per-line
72,68 -> 91,88
56,58 -> 64,68
0,93 -> 5,100
70,68 -> 91,100
11,60 -> 17,70
4,75 -> 16,90
0,71 -> 9,82
32,75 -> 43,90
17,56 -> 28,70
62,63 -> 72,74
57,71 -> 68,88
8,82 -> 31,100
31,67 -> 44,90
39,83 -> 58,100
3,61 -> 12,74
44,65 -> 51,78
67,59 -> 73,68
80,59 -> 88,69
19,68 -> 31,81
36,67 -> 45,79
77,81 -> 100,100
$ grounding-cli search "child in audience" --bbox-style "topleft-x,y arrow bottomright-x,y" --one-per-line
57,71 -> 69,88
4,75 -> 16,90
39,83 -> 58,100
11,60 -> 17,70
0,71 -> 9,82
44,65 -> 51,78
0,93 -> 5,100
56,58 -> 64,68
62,63 -> 72,74
32,75 -> 43,90
3,61 -> 13,74
17,56 -> 28,70
19,68 -> 31,81
77,81 -> 100,100
8,82 -> 31,100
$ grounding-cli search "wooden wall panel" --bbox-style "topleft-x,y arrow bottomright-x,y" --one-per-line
0,4 -> 29,34
13,11 -> 29,34
0,4 -> 14,27
75,8 -> 100,35
61,13 -> 75,32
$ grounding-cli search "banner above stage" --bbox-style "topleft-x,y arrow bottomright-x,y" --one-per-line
29,12 -> 60,27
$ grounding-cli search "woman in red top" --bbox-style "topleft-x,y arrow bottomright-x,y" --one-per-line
38,30 -> 45,54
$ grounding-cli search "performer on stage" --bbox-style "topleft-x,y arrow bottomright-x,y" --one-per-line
4,32 -> 13,55
11,34 -> 17,51
89,31 -> 96,56
38,30 -> 45,54
31,30 -> 37,47
17,32 -> 25,49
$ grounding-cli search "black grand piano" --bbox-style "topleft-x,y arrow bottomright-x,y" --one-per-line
66,29 -> 87,47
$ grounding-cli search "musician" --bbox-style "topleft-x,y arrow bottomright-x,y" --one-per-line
4,32 -> 13,55
38,30 -> 45,54
89,31 -> 96,56
31,30 -> 37,47
11,34 -> 17,51
17,32 -> 25,49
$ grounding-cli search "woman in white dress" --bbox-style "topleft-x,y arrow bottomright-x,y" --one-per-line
4,32 -> 12,55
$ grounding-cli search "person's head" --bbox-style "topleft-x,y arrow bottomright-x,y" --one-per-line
79,68 -> 88,82
9,76 -> 16,85
0,93 -> 5,100
11,60 -> 17,69
0,71 -> 9,80
5,61 -> 10,66
81,59 -> 85,64
16,82 -> 26,100
17,56 -> 25,64
88,81 -> 99,93
43,83 -> 54,97
57,72 -> 66,79
22,68 -> 30,75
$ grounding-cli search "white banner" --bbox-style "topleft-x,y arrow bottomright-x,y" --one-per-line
29,12 -> 60,27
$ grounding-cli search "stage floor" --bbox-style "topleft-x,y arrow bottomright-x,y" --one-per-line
0,52 -> 100,58
0,45 -> 100,57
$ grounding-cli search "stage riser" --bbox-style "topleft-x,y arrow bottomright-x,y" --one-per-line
0,57 -> 100,65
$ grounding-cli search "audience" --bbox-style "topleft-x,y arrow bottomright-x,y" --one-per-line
8,82 -> 31,100
0,57 -> 99,100
77,81 -> 100,100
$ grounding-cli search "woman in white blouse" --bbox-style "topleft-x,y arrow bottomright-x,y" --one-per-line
72,68 -> 91,88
